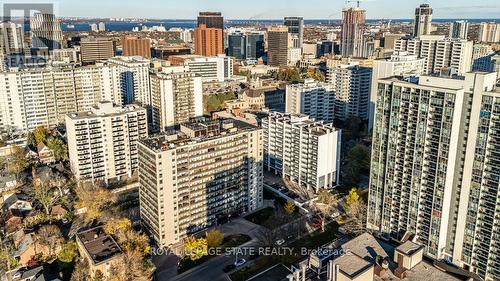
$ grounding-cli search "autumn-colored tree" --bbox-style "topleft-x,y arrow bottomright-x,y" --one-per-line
346,188 -> 360,207
75,183 -> 116,224
206,229 -> 224,248
104,218 -> 133,236
7,145 -> 28,178
184,236 -> 208,261
116,229 -> 151,256
0,235 -> 17,273
58,241 -> 79,263
343,199 -> 368,236
37,225 -> 64,257
108,250 -> 155,281
283,201 -> 296,216
70,260 -> 90,281
47,138 -> 68,161
32,126 -> 49,144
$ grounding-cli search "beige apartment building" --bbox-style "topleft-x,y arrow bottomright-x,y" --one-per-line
138,118 -> 263,247
66,102 -> 148,184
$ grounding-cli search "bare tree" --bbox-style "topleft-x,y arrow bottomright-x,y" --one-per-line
70,260 -> 90,281
75,182 -> 116,224
311,190 -> 340,232
343,200 -> 368,236
255,228 -> 279,247
108,251 -> 154,281
37,224 -> 63,256
33,182 -> 57,215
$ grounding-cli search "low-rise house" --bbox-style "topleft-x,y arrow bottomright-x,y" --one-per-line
3,209 -> 23,234
32,166 -> 66,189
76,227 -> 123,279
37,143 -> 55,164
2,194 -> 33,214
15,266 -> 63,281
13,233 -> 49,266
0,173 -> 17,193
49,205 -> 67,220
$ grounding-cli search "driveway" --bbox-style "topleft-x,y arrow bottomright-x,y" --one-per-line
154,218 -> 265,281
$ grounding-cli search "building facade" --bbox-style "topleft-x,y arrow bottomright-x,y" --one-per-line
478,22 -> 500,43
138,118 -> 263,247
263,112 -> 341,192
449,20 -> 469,40
368,72 -> 500,281
286,79 -> 335,123
414,4 -> 433,37
66,102 -> 148,184
150,66 -> 203,131
395,35 -> 473,75
341,7 -> 366,58
327,63 -> 372,121
0,22 -> 24,55
369,51 -> 425,129
122,36 -> 151,58
168,54 -> 232,82
30,13 -> 63,50
267,26 -> 289,67
80,37 -> 115,64
284,17 -> 304,48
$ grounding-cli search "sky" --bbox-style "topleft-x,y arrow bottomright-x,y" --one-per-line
49,0 -> 500,19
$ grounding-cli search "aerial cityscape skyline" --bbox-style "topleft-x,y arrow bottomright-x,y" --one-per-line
52,0 -> 500,20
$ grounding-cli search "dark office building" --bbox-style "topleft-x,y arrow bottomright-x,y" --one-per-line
227,32 -> 265,60
284,16 -> 304,48
197,12 -> 224,29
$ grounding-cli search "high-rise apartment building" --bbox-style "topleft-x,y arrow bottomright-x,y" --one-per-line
98,22 -> 106,32
122,36 -> 151,58
414,4 -> 433,37
478,22 -> 500,43
267,26 -> 289,67
194,12 -> 224,56
66,102 -> 148,184
341,7 -> 366,58
108,56 -> 151,106
368,72 -> 500,281
138,118 -> 263,247
286,79 -> 335,123
395,35 -> 473,75
0,22 -> 25,55
30,13 -> 64,50
168,54 -> 232,82
227,32 -> 265,61
0,61 -> 151,132
263,112 -> 341,192
150,66 -> 203,131
327,63 -> 372,121
449,20 -> 469,40
369,51 -> 425,129
80,37 -> 115,64
284,17 -> 304,48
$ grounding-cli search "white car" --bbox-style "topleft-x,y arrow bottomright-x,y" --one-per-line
234,259 -> 246,267
275,239 -> 285,246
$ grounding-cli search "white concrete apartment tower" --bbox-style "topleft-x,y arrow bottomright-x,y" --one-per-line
138,118 -> 263,247
150,66 -> 203,132
263,112 -> 341,192
66,102 -> 148,184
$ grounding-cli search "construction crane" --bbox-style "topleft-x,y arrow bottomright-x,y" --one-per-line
345,0 -> 362,8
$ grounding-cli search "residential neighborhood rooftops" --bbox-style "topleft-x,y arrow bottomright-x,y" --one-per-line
76,227 -> 122,265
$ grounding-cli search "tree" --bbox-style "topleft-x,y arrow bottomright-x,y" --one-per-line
7,145 -> 28,178
70,260 -> 90,281
312,190 -> 339,232
183,236 -> 208,261
58,241 -> 79,263
108,250 -> 155,281
116,230 -> 151,256
104,218 -> 133,236
0,235 -> 17,277
346,188 -> 360,207
32,126 -> 49,144
283,201 -> 296,216
75,183 -> 116,224
206,229 -> 224,248
33,183 -> 57,215
47,138 -> 68,161
37,225 -> 63,257
343,144 -> 370,186
343,199 -> 368,236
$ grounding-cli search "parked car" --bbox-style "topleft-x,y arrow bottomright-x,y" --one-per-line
275,239 -> 285,246
234,259 -> 246,267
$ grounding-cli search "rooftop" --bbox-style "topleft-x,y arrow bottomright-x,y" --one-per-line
396,240 -> 423,256
140,117 -> 258,152
67,101 -> 146,120
76,227 -> 122,265
333,253 -> 374,278
265,112 -> 339,136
